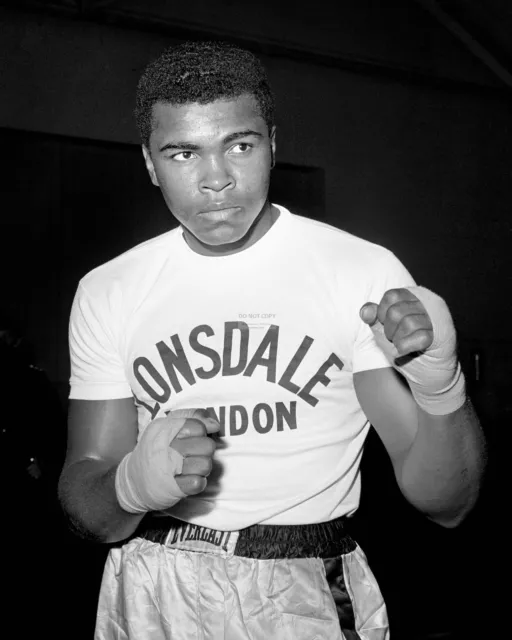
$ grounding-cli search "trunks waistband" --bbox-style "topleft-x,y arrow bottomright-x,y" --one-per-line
136,515 -> 356,559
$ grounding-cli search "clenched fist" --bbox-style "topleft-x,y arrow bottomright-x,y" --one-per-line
360,287 -> 434,358
115,408 -> 220,514
359,286 -> 466,415
172,409 -> 220,496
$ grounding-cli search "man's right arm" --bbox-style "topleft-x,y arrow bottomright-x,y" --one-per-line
58,398 -> 144,544
58,399 -> 219,544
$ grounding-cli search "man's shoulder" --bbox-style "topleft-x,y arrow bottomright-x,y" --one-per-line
79,226 -> 182,298
285,208 -> 395,265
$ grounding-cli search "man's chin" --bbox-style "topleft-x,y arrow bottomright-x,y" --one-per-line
184,226 -> 250,255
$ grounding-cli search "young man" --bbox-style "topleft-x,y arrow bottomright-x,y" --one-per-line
58,41 -> 486,639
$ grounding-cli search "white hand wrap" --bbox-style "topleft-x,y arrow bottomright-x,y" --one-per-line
370,286 -> 466,415
115,409 -> 198,514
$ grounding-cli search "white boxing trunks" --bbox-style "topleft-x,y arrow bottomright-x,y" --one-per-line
95,516 -> 389,640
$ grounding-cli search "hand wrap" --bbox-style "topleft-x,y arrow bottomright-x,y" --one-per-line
370,286 -> 466,415
115,409 -> 198,514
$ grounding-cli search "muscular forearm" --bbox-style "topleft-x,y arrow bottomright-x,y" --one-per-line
396,398 -> 487,527
58,459 -> 145,543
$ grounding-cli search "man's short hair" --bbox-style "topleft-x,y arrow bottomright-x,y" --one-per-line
135,40 -> 275,148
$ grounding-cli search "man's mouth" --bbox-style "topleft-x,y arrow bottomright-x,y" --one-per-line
198,206 -> 242,222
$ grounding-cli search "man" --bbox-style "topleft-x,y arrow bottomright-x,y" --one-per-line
58,41 -> 486,639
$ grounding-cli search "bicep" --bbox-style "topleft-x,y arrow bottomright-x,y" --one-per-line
353,367 -> 419,464
63,398 -> 138,469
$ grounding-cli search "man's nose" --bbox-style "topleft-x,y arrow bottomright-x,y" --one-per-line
199,156 -> 235,193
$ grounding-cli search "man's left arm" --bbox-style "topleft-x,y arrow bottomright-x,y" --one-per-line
353,287 -> 487,528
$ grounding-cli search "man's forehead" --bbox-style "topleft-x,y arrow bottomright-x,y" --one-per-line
150,95 -> 265,137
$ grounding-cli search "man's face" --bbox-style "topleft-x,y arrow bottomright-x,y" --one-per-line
143,94 -> 276,255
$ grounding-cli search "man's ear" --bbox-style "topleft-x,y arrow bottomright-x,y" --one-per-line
270,126 -> 276,169
142,145 -> 159,187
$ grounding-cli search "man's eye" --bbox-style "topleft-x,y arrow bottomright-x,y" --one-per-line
230,143 -> 252,154
172,151 -> 196,161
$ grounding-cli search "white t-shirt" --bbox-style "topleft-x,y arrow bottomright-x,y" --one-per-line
69,205 -> 415,530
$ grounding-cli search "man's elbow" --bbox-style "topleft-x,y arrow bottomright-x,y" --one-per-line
427,506 -> 472,529
422,485 -> 482,529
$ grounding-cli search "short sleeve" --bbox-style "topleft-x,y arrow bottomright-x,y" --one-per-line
352,250 -> 416,373
68,283 -> 133,400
